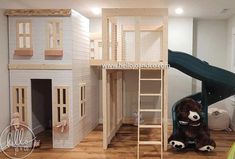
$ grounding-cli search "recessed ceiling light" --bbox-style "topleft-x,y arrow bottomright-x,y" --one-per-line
91,7 -> 101,15
175,7 -> 184,15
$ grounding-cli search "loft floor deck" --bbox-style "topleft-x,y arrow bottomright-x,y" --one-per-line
90,60 -> 167,70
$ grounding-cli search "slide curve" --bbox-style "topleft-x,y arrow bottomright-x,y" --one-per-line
168,50 -> 235,131
169,50 -> 235,89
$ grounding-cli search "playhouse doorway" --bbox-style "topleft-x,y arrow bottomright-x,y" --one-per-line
31,79 -> 52,148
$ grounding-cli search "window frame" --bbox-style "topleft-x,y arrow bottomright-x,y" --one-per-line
16,20 -> 32,50
54,86 -> 69,124
13,86 -> 27,123
79,83 -> 86,120
46,20 -> 63,50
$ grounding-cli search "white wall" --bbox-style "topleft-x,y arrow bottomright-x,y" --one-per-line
227,15 -> 235,129
195,18 -> 235,130
72,11 -> 99,146
168,18 -> 194,119
8,16 -> 73,64
10,70 -> 74,148
195,19 -> 228,69
227,15 -> 235,72
0,9 -> 10,144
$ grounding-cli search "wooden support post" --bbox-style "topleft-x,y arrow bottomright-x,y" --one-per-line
111,23 -> 117,61
121,26 -> 126,61
163,15 -> 168,151
116,71 -> 123,123
163,16 -> 168,63
102,69 -> 108,149
135,18 -> 140,62
102,16 -> 109,60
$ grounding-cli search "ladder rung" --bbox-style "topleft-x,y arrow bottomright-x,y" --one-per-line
140,109 -> 161,112
139,125 -> 161,128
140,78 -> 161,81
139,141 -> 162,145
140,93 -> 161,96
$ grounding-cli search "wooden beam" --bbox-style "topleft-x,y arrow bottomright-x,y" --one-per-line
9,64 -> 72,70
90,32 -> 102,41
45,50 -> 63,57
102,8 -> 168,17
102,69 -> 108,149
89,60 -> 165,67
111,23 -> 117,61
14,49 -> 33,56
102,15 -> 109,60
135,19 -> 140,62
123,25 -> 163,32
5,9 -> 71,17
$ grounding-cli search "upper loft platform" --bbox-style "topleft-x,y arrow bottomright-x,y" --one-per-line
90,8 -> 168,68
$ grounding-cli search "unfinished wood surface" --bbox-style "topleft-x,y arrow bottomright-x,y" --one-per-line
90,32 -> 102,40
102,8 -> 168,17
14,49 -> 33,56
5,9 -> 71,17
53,86 -> 69,135
116,71 -> 123,123
16,20 -> 32,49
163,69 -> 168,151
46,20 -> 63,50
13,86 -> 27,123
90,60 -> 165,67
1,124 -> 233,159
162,16 -> 168,63
9,64 -> 72,70
79,83 -> 86,119
135,20 -> 140,62
53,86 -> 69,123
102,69 -> 108,149
102,15 -> 109,60
123,25 -> 163,32
111,23 -> 117,61
45,50 -> 63,57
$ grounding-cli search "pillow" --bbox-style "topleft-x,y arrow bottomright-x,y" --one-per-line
208,108 -> 230,130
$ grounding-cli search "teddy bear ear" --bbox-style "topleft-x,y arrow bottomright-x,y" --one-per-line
176,103 -> 183,113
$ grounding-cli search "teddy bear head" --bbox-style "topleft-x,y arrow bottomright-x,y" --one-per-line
176,98 -> 202,126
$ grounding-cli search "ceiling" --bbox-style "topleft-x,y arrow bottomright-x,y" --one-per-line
1,0 -> 235,19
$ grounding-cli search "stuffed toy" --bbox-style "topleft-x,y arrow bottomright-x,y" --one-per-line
168,98 -> 216,152
56,114 -> 68,133
11,112 -> 21,130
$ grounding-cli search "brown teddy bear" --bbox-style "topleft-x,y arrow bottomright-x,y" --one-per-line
168,98 -> 216,152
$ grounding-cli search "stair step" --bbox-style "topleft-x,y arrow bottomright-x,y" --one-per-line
140,93 -> 161,96
139,125 -> 161,128
139,141 -> 162,145
140,109 -> 161,112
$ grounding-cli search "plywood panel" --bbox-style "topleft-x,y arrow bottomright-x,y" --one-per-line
5,9 -> 72,17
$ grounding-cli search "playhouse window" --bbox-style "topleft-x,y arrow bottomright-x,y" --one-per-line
54,86 -> 69,123
16,21 -> 32,49
47,21 -> 63,49
79,83 -> 86,118
13,86 -> 27,122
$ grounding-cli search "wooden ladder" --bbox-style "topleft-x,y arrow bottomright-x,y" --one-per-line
137,68 -> 163,159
